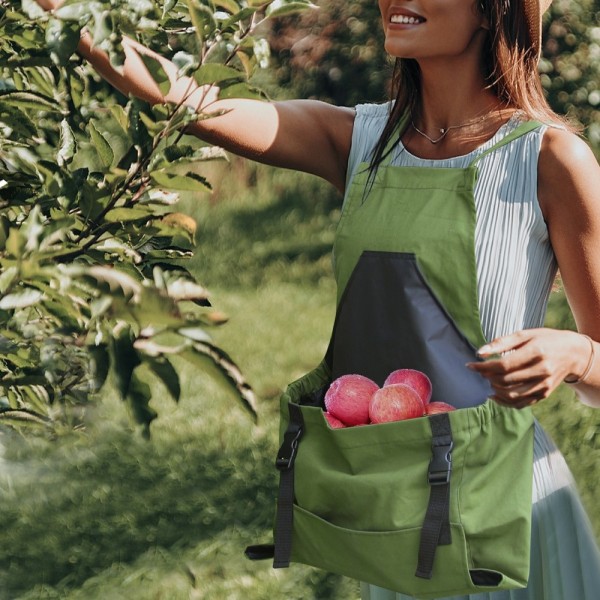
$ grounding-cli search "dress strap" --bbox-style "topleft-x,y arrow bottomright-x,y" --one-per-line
468,120 -> 544,167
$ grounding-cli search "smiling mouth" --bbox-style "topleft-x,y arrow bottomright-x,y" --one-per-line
390,14 -> 425,24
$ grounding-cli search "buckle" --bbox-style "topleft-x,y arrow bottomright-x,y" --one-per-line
428,438 -> 453,485
275,426 -> 303,471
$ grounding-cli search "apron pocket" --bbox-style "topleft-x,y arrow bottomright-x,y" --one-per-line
291,505 -> 502,599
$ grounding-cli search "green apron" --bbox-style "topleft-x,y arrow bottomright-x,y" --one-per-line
247,121 -> 540,599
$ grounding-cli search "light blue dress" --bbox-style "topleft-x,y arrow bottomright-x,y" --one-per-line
346,104 -> 600,600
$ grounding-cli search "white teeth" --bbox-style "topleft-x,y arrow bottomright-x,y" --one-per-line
390,14 -> 423,24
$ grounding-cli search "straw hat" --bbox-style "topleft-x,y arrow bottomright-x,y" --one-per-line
523,0 -> 553,56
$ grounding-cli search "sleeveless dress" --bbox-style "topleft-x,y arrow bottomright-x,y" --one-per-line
346,104 -> 600,600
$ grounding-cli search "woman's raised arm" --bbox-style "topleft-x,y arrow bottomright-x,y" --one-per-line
35,0 -> 356,193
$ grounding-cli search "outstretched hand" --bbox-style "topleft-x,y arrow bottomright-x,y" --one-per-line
467,328 -> 590,408
34,0 -> 62,10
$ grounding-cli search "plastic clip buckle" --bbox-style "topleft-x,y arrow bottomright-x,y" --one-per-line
428,438 -> 453,485
275,426 -> 303,471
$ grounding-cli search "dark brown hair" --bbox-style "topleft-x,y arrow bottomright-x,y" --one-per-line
368,0 -> 573,172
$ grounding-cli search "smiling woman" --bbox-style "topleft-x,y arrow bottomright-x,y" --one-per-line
30,0 -> 600,598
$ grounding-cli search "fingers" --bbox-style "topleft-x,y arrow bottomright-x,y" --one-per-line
489,380 -> 550,409
466,329 -> 563,408
475,329 -> 540,359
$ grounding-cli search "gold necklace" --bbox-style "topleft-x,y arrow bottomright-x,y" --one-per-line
410,112 -> 492,144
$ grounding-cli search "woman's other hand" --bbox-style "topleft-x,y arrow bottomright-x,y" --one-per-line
466,328 -> 593,408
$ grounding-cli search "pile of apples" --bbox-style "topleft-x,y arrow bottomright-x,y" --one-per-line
323,369 -> 455,429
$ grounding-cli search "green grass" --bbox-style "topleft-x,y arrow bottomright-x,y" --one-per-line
0,162 -> 598,599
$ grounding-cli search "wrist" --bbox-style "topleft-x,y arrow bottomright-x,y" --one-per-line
564,333 -> 596,385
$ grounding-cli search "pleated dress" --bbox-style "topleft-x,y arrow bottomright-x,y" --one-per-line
346,103 -> 600,600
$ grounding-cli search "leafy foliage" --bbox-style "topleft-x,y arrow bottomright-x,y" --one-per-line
541,0 -> 600,149
0,0 -> 313,435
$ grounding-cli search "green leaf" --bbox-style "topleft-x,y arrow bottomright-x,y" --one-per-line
88,120 -> 115,168
163,0 -> 179,17
6,227 -> 29,261
194,63 -> 245,86
166,279 -> 209,303
88,344 -> 110,393
112,329 -> 141,400
21,0 -> 47,18
57,118 -> 76,166
55,1 -> 91,21
46,17 -> 81,65
214,0 -> 241,14
0,267 -> 18,294
221,7 -> 258,29
265,0 -> 316,18
90,6 -> 113,47
0,409 -> 50,427
104,207 -> 155,222
0,334 -> 19,355
127,369 -> 157,437
0,90 -> 59,113
181,341 -> 257,421
172,51 -> 199,76
150,170 -> 211,191
187,0 -> 217,47
0,103 -> 37,138
178,326 -> 212,343
217,82 -> 263,100
84,266 -> 142,301
145,356 -> 181,402
0,288 -> 43,310
140,54 -> 171,96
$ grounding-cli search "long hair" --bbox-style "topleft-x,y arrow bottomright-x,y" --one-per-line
368,0 -> 573,173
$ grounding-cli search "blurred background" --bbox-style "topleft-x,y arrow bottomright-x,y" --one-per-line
0,0 -> 598,598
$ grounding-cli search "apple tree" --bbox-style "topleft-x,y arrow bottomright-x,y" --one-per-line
0,0 -> 313,435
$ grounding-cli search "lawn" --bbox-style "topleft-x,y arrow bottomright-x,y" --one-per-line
0,162 -> 597,599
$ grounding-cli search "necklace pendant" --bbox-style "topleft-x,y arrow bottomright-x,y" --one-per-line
439,128 -> 446,134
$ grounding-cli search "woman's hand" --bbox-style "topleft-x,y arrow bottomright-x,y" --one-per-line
466,328 -> 592,408
34,0 -> 63,10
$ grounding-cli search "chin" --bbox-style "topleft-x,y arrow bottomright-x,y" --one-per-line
384,42 -> 412,59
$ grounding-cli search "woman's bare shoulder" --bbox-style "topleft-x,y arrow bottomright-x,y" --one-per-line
539,127 -> 597,181
537,126 -> 599,218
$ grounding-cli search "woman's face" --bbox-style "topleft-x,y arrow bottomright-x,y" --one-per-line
378,0 -> 488,60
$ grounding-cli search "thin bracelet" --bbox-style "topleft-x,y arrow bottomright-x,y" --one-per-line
564,334 -> 596,385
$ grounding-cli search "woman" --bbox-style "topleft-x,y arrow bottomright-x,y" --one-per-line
34,0 -> 600,598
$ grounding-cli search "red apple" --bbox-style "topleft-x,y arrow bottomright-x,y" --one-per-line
324,374 -> 379,426
369,384 -> 425,424
384,368 -> 432,405
425,402 -> 456,415
323,412 -> 346,429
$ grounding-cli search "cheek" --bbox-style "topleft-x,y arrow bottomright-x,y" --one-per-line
428,9 -> 486,51
378,0 -> 388,30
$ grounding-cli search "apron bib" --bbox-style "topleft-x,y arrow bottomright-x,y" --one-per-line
247,121 -> 540,599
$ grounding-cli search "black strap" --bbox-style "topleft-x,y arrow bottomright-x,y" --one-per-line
245,544 -> 274,560
415,412 -> 453,579
273,403 -> 304,568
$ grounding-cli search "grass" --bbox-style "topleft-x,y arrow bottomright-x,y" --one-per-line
0,161 -> 598,599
